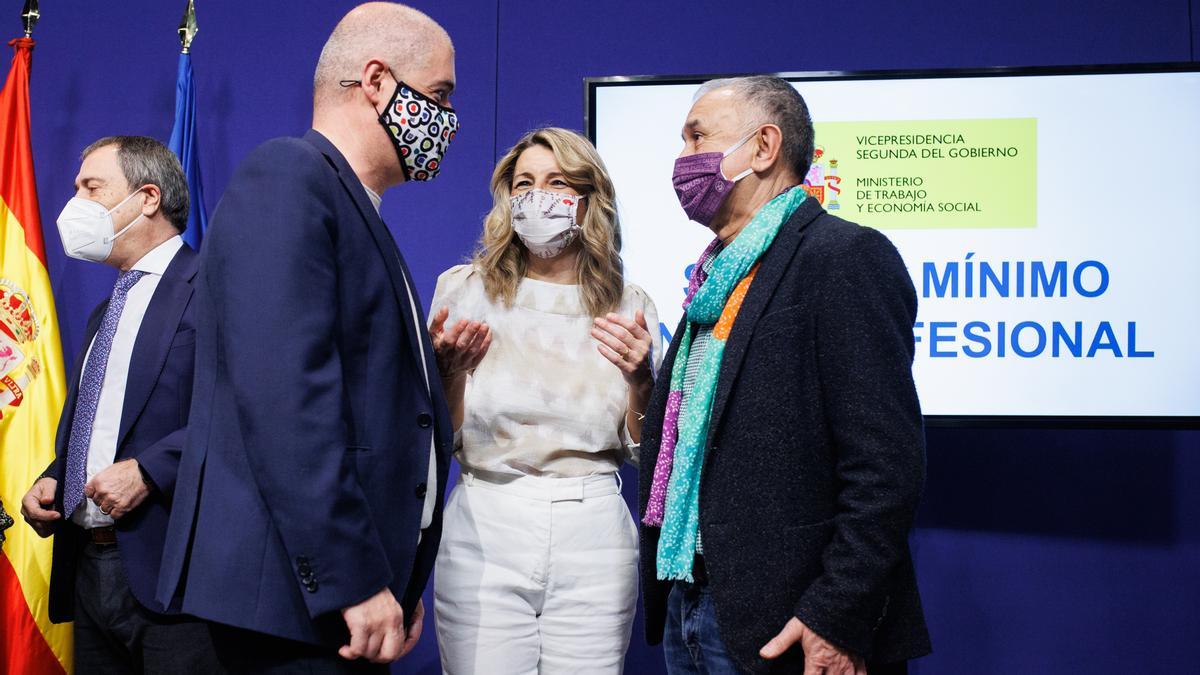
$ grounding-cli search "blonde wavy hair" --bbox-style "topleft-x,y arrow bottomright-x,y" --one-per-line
473,127 -> 624,318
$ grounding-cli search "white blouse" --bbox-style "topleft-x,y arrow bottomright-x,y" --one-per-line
430,264 -> 662,478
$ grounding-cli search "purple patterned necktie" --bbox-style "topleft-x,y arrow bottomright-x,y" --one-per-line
62,270 -> 145,518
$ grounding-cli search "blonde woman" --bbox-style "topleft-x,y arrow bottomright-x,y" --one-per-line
429,127 -> 660,674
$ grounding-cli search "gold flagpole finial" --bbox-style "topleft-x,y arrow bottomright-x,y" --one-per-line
178,0 -> 198,54
21,0 -> 39,38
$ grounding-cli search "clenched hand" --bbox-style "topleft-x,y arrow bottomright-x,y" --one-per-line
20,476 -> 60,537
85,459 -> 150,520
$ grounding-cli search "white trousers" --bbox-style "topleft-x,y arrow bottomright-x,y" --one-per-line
434,469 -> 639,675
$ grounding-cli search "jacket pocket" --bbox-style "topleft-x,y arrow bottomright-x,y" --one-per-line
170,328 -> 196,349
752,305 -> 806,340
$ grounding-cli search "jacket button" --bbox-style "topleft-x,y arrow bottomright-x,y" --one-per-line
417,413 -> 433,428
305,581 -> 318,593
415,483 -> 427,499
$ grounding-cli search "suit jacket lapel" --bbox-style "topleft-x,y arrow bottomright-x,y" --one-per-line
703,198 -> 825,452
302,130 -> 435,411
391,251 -> 450,437
115,245 -> 198,456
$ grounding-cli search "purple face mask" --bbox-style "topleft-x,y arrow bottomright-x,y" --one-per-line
672,131 -> 756,226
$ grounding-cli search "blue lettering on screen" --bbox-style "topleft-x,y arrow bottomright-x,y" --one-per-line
921,255 -> 1111,299
662,255 -> 1154,362
913,320 -> 1154,359
910,255 -> 1153,359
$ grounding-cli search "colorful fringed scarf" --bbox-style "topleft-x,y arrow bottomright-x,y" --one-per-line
645,186 -> 807,581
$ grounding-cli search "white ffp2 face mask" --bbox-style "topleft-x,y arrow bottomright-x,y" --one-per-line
510,189 -> 586,259
55,188 -> 146,263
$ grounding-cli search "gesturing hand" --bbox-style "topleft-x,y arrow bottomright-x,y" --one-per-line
760,617 -> 866,675
85,459 -> 150,520
20,477 -> 60,537
591,310 -> 654,388
429,306 -> 491,378
340,587 -> 405,663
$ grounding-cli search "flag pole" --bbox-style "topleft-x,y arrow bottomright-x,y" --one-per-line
169,0 -> 208,247
178,0 -> 198,54
21,0 -> 38,38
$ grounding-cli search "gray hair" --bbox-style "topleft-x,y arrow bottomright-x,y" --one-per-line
694,76 -> 815,181
82,136 -> 190,232
313,3 -> 452,104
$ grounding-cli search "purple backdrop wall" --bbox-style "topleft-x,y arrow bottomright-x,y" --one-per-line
19,1 -> 1199,673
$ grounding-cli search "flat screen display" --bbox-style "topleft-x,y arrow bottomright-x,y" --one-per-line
586,65 -> 1200,425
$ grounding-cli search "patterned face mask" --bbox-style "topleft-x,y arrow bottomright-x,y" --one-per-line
378,79 -> 459,182
510,189 -> 585,259
671,130 -> 756,226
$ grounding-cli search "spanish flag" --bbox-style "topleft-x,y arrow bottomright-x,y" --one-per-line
0,37 -> 71,675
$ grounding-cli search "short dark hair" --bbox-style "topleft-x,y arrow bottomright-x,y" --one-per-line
696,76 -> 816,181
82,135 -> 190,232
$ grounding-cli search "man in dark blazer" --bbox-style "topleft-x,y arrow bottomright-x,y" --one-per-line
639,76 -> 932,674
20,135 -> 218,672
156,4 -> 456,671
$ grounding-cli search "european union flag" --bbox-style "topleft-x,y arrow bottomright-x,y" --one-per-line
168,51 -> 207,248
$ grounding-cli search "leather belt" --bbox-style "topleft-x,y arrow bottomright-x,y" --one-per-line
87,526 -> 117,545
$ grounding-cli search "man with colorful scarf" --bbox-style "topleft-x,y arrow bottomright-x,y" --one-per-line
639,76 -> 932,674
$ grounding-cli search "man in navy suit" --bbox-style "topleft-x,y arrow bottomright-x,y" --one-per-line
20,135 -> 218,672
157,3 -> 457,670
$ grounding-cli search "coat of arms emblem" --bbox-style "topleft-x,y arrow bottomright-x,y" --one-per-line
802,146 -> 843,211
0,278 -> 42,421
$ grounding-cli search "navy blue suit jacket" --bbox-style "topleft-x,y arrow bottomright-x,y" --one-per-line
157,130 -> 452,646
47,243 -> 199,622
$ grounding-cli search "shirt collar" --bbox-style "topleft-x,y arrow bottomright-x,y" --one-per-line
363,184 -> 383,215
130,235 -> 184,276
701,240 -> 725,273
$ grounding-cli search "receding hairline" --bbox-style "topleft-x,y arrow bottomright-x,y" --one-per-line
682,88 -> 760,141
80,137 -> 120,160
75,142 -> 121,190
690,76 -> 816,181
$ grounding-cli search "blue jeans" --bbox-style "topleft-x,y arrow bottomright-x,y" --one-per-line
664,581 -> 742,674
663,579 -> 910,675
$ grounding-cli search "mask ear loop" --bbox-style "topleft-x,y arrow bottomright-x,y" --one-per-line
343,71 -> 414,182
719,129 -> 760,182
107,215 -> 144,244
104,187 -> 148,244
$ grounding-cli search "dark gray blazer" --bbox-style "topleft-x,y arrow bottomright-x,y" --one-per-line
638,198 -> 932,672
